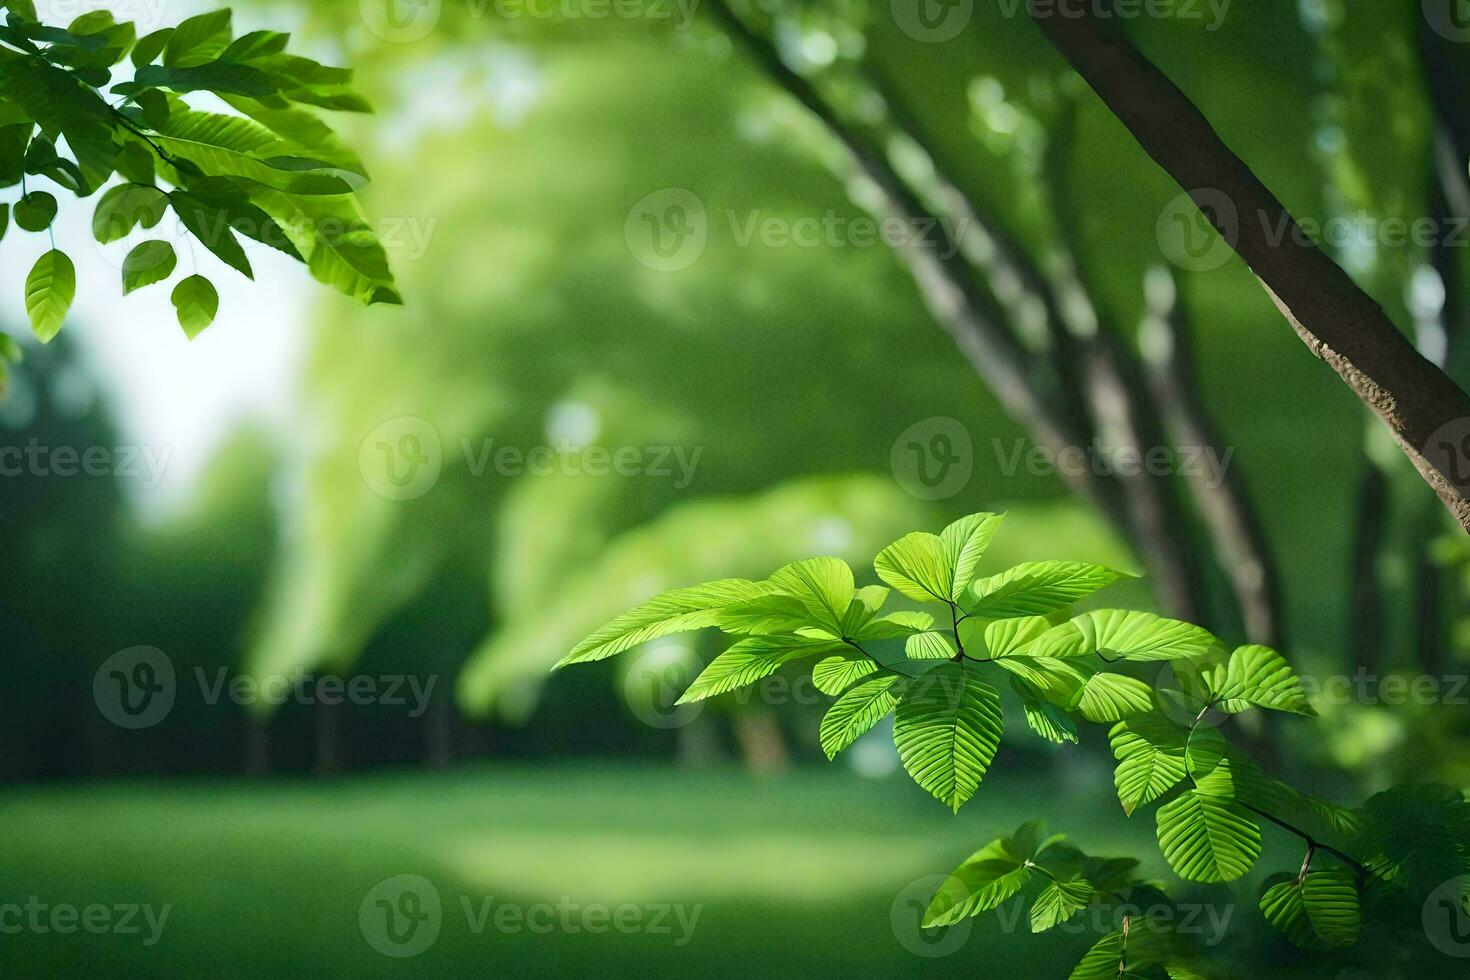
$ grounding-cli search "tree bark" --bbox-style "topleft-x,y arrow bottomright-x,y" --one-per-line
1030,0 -> 1470,533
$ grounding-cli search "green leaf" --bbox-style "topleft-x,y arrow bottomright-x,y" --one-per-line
121,240 -> 176,294
1028,610 -> 1218,662
1073,669 -> 1154,722
557,579 -> 776,667
1208,645 -> 1314,716
220,95 -> 367,178
163,9 -> 233,68
874,531 -> 952,604
1029,874 -> 1094,932
0,124 -> 29,187
715,594 -> 824,635
1110,714 -> 1188,815
222,30 -> 290,63
150,109 -> 347,193
131,27 -> 173,67
923,822 -> 1042,927
854,610 -> 935,640
992,655 -> 1088,706
940,512 -> 1005,600
968,561 -> 1128,618
874,513 -> 1006,605
92,183 -> 168,243
1155,790 -> 1261,883
0,202 -> 8,241
12,190 -> 55,231
904,631 -> 957,660
24,249 -> 74,341
819,673 -> 905,759
170,274 -> 218,339
169,190 -> 253,279
766,557 -> 855,636
957,615 -> 1052,659
811,655 -> 878,696
840,584 -> 890,635
249,188 -> 401,304
1259,868 -> 1360,949
1068,929 -> 1187,980
1021,693 -> 1078,743
893,662 -> 1003,812
678,633 -> 843,704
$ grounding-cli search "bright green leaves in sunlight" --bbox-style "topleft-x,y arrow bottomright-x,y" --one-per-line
554,509 -> 1466,971
923,821 -> 1045,927
818,673 -> 905,760
893,661 -> 1002,812
1155,790 -> 1262,883
676,633 -> 843,705
874,512 -> 1004,604
0,4 -> 399,345
967,561 -> 1129,619
1206,644 -> 1315,716
1110,713 -> 1188,816
1028,609 -> 1218,662
24,248 -> 73,341
170,274 -> 217,339
558,511 -> 1150,812
925,819 -> 1170,954
555,579 -> 776,667
121,240 -> 174,293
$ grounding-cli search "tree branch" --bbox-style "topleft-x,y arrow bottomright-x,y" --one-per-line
1029,0 -> 1470,534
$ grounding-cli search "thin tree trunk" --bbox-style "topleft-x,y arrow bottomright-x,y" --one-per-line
707,0 -> 1133,535
1350,466 -> 1388,672
245,715 -> 271,774
1139,271 -> 1282,645
1030,0 -> 1470,533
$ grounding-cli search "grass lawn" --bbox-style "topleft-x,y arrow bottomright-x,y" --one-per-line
0,760 -> 1179,977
